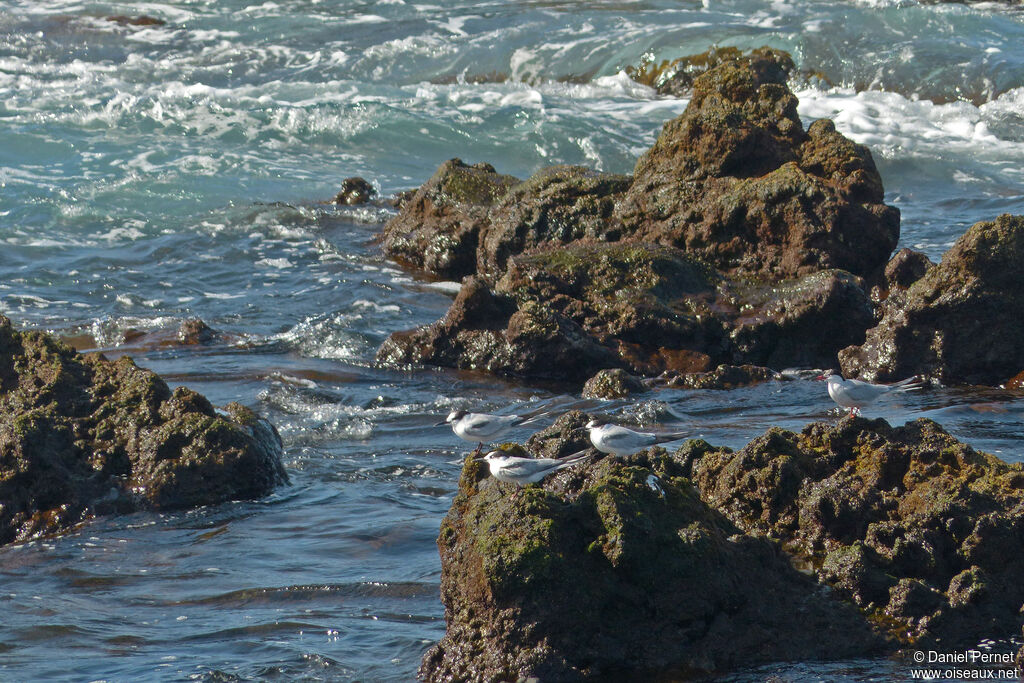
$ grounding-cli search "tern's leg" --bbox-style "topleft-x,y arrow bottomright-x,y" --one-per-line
471,442 -> 483,457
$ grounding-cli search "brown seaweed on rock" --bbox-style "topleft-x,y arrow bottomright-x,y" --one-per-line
0,315 -> 288,546
689,416 -> 1024,650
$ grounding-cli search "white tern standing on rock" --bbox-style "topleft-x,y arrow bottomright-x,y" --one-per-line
585,419 -> 687,456
475,448 -> 592,486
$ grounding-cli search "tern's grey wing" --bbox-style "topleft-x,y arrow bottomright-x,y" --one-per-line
463,413 -> 516,437
500,457 -> 564,478
842,380 -> 889,402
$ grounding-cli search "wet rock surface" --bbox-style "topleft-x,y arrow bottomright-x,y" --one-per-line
381,158 -> 520,279
422,415 -> 1024,680
840,214 -> 1024,385
379,242 -> 874,383
332,176 -> 377,206
616,62 -> 898,279
421,443 -> 885,681
0,315 -> 288,546
625,46 -> 796,98
660,363 -> 780,390
581,369 -> 647,399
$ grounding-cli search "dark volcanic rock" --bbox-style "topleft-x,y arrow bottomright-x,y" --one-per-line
525,410 -> 593,458
421,446 -> 885,681
105,14 -> 165,26
884,247 -> 934,291
0,316 -> 288,546
379,242 -> 874,384
840,214 -> 1024,385
376,276 -> 623,383
615,58 -> 899,280
581,368 -> 647,399
478,165 -> 631,276
662,363 -> 780,390
381,159 -> 520,279
177,318 -> 216,345
332,176 -> 376,205
626,46 -> 795,98
688,416 -> 1024,649
379,53 -> 898,387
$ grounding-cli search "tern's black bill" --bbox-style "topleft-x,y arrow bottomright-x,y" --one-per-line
433,420 -> 448,427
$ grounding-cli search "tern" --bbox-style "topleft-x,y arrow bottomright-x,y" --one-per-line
475,448 -> 592,486
818,372 -> 922,415
436,410 -> 532,454
585,419 -> 687,457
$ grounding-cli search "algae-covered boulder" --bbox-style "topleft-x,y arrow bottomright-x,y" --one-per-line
0,315 -> 288,546
478,165 -> 631,277
378,242 -> 874,384
840,214 -> 1024,384
688,416 -> 1024,648
615,58 -> 899,280
381,158 -> 520,278
421,446 -> 885,681
376,276 -> 624,383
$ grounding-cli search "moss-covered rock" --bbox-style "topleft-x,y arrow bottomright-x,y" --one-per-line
479,165 -> 632,276
581,368 -> 647,399
378,242 -> 874,384
421,444 -> 885,681
0,315 -> 287,546
626,45 -> 796,97
840,214 -> 1024,384
381,158 -> 520,278
688,415 -> 1024,648
616,59 -> 898,280
377,52 -> 899,388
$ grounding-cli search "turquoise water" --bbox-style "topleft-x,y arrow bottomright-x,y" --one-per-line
2,1 -> 1024,680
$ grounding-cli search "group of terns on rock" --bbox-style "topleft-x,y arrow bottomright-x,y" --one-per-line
437,372 -> 924,487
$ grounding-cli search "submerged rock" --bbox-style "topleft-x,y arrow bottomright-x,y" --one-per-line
0,316 -> 288,546
104,15 -> 165,26
581,368 -> 647,399
177,318 -> 216,345
689,416 -> 1024,649
332,176 -> 377,206
840,214 -> 1024,385
421,446 -> 885,681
